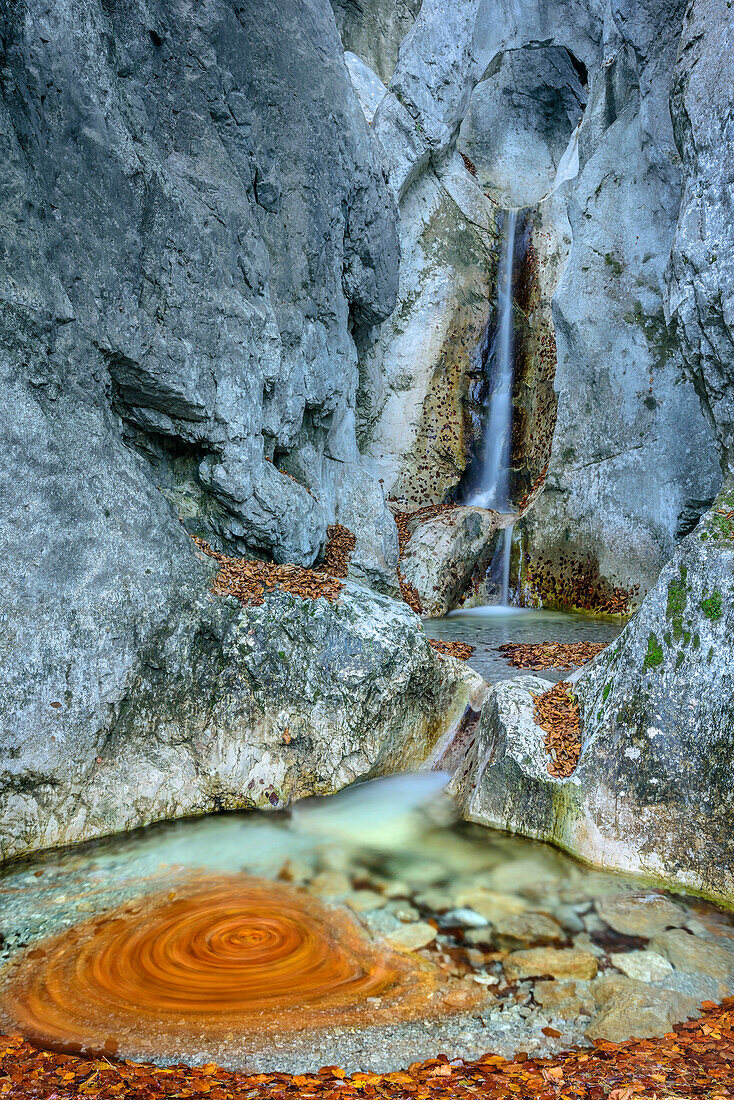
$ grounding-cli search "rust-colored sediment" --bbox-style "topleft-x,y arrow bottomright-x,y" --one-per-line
1,876 -> 478,1060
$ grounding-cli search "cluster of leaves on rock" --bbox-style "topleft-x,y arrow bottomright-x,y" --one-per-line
522,550 -> 638,617
3,998 -> 734,1098
532,681 -> 581,778
427,639 -> 475,661
511,217 -> 557,510
497,642 -> 607,672
192,525 -> 356,607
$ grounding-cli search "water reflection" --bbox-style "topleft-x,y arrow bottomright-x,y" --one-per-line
424,607 -> 622,683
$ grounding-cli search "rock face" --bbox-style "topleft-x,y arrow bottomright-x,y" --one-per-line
517,0 -> 723,613
668,0 -> 734,478
458,47 -> 586,210
1,579 -> 481,861
347,0 -> 723,612
453,485 -> 734,904
0,0 -> 399,573
359,144 -> 499,506
330,0 -> 421,83
574,480 -> 734,899
398,507 -> 508,617
0,0 -> 466,862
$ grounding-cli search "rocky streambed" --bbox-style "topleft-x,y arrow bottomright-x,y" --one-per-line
2,800 -> 734,1074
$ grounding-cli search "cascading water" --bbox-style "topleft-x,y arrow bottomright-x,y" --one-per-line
470,209 -> 517,606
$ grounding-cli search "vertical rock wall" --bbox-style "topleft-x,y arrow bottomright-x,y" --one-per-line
0,0 -> 400,578
518,1 -> 721,613
667,0 -> 734,478
340,0 -> 723,613
0,0 -> 430,856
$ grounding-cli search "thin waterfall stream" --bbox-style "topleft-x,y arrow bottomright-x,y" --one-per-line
470,209 -> 517,606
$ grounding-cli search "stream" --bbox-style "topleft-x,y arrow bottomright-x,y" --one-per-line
2,790 -> 733,1074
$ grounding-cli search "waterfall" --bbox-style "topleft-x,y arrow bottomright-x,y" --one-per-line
470,209 -> 517,606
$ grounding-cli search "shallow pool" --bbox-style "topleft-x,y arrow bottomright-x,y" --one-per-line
1,788 -> 732,1074
424,606 -> 623,683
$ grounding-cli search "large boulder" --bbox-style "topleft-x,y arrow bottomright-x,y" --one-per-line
1,578 -> 482,861
398,507 -> 508,617
453,485 -> 734,905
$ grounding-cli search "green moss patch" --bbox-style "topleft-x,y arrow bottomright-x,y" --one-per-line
666,566 -> 688,640
700,483 -> 734,547
700,590 -> 723,621
643,633 -> 664,671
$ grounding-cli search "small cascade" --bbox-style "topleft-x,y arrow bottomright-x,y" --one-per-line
470,209 -> 518,606
471,209 -> 517,514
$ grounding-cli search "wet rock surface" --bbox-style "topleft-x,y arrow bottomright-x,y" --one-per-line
452,488 -> 734,904
398,508 -> 509,618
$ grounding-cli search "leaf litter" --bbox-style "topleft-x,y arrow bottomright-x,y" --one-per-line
191,525 -> 356,607
496,643 -> 607,672
532,681 -> 581,778
2,997 -> 734,1098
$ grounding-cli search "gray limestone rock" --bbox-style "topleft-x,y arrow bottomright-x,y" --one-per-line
399,508 -> 507,618
0,0 -> 463,864
458,47 -> 586,209
360,149 -> 499,508
574,480 -> 734,901
519,0 -> 721,611
1,578 -> 480,861
667,0 -> 734,477
345,52 -> 388,123
0,0 -> 399,572
356,0 -> 722,611
330,0 -> 421,84
453,485 -> 734,905
451,674 -> 562,841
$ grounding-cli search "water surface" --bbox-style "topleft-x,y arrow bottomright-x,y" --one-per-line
424,606 -> 623,683
2,798 -> 732,1073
